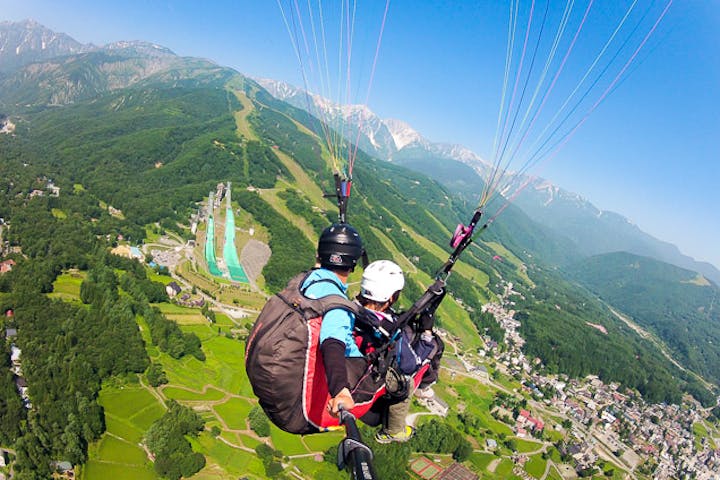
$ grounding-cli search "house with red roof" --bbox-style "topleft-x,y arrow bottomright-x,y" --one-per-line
0,259 -> 15,273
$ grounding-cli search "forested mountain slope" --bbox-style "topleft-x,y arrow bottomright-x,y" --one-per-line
257,77 -> 720,285
566,252 -> 720,387
511,181 -> 720,284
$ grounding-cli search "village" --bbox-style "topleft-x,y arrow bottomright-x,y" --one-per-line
474,281 -> 720,479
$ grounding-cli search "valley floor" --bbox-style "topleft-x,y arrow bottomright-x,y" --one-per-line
71,224 -> 720,480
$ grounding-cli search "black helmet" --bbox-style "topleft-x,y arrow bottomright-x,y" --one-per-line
318,223 -> 364,270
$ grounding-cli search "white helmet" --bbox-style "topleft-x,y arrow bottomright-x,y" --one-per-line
361,260 -> 405,303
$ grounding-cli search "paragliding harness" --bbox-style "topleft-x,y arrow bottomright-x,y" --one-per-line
244,268 -> 428,435
358,208 -> 486,399
355,282 -> 445,402
245,270 -> 364,434
327,172 -> 352,224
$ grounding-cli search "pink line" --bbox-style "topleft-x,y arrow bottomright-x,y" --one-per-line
502,0 -> 595,174
348,0 -> 391,176
490,0 -> 674,225
493,0 -> 536,164
541,0 -> 674,170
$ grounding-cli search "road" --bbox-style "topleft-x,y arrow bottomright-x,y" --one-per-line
440,331 -> 638,479
143,235 -> 259,323
609,306 -> 716,393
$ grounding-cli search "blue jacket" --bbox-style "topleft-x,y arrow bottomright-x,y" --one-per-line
301,269 -> 363,358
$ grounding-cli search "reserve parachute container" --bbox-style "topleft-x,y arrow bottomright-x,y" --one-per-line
245,271 -> 363,434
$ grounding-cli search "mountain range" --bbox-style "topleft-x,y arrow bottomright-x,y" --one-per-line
3,19 -> 716,286
1,19 -> 718,407
0,19 -> 93,72
5,19 -> 720,480
255,77 -> 720,285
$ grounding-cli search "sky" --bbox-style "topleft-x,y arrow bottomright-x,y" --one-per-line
2,0 -> 718,269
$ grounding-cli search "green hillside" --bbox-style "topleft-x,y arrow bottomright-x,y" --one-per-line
515,262 -> 715,405
393,153 -> 581,267
566,251 -> 720,388
1,40 -> 717,479
2,46 -> 713,403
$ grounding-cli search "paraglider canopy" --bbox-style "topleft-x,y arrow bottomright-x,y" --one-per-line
276,0 -> 391,223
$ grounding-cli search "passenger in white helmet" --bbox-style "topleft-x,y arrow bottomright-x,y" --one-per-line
355,260 -> 442,443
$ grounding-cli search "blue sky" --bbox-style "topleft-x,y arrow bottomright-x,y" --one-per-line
3,0 -> 718,269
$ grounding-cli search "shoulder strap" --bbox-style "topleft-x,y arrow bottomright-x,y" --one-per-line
279,271 -> 361,318
314,295 -> 361,316
299,277 -> 346,297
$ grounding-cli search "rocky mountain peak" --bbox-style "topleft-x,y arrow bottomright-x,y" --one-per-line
104,41 -> 176,58
0,19 -> 93,72
383,118 -> 426,150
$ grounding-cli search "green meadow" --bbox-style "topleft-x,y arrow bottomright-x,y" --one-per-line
48,270 -> 85,303
302,431 -> 343,452
692,421 -> 717,450
213,312 -> 237,328
546,465 -> 564,480
191,433 -> 266,479
154,302 -> 203,317
159,325 -> 250,394
270,425 -> 309,456
146,269 -> 174,285
82,381 -> 162,480
515,438 -> 544,453
524,454 -> 547,478
214,397 -> 254,430
76,272 -> 573,480
469,452 -> 497,471
436,373 -> 514,436
163,385 -> 226,402
82,461 -> 156,480
290,456 -> 343,480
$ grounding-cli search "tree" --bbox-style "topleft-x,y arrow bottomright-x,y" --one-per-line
411,418 -> 471,463
147,363 -> 168,387
371,440 -> 411,480
249,406 -> 271,437
255,443 -> 274,462
453,441 -> 473,462
264,460 -> 284,478
146,401 -> 205,479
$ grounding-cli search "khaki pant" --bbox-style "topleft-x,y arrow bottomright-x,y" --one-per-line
385,377 -> 415,434
346,358 -> 414,432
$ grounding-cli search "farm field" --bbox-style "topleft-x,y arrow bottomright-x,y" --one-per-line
524,454 -> 547,478
72,240 -> 574,480
76,304 -> 575,480
81,380 -> 161,480
48,270 -> 85,302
